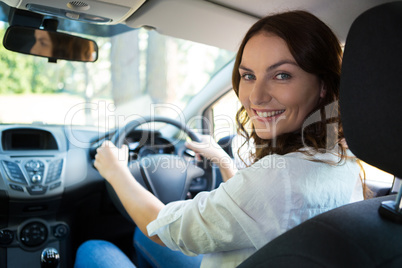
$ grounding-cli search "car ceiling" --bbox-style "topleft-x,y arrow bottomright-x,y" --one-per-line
211,0 -> 393,41
1,0 -> 395,51
123,0 -> 395,51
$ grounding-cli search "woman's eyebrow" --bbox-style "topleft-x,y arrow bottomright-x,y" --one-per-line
267,60 -> 298,71
239,60 -> 298,72
239,65 -> 253,72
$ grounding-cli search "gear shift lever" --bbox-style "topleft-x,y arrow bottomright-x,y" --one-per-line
41,248 -> 60,268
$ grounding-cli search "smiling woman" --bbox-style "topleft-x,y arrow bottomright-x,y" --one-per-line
74,10 -> 364,268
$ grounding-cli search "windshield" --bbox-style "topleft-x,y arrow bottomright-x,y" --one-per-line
0,19 -> 234,131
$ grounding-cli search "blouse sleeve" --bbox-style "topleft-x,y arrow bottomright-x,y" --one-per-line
147,154 -> 292,256
146,185 -> 255,256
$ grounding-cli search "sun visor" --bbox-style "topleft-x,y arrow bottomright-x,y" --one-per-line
125,0 -> 258,52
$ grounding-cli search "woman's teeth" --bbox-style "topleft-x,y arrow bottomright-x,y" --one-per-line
256,110 -> 285,118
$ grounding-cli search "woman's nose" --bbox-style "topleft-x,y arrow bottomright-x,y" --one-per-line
30,42 -> 39,54
249,81 -> 272,105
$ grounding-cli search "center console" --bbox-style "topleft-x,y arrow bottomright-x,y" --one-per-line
0,126 -> 71,267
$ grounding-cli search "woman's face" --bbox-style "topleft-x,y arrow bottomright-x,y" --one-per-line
30,30 -> 53,58
238,32 -> 325,140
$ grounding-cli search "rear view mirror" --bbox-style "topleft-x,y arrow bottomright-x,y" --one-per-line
3,26 -> 98,62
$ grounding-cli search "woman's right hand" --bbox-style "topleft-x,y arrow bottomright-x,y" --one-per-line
94,140 -> 129,184
185,135 -> 237,181
185,135 -> 228,163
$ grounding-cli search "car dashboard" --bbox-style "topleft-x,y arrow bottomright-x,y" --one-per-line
0,124 -> 187,267
0,124 -> 180,199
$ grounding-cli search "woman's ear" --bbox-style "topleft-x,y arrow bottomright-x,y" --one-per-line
319,82 -> 326,98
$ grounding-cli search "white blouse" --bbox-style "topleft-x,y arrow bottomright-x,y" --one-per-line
147,149 -> 362,267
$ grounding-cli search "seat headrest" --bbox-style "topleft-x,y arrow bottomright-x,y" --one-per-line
340,1 -> 402,178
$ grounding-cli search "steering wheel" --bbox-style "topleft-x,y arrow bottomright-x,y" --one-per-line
104,116 -> 215,221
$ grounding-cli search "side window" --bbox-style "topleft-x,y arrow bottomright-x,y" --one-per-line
210,90 -> 241,142
360,162 -> 394,184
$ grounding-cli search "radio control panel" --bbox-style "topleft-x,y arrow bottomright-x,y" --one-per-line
0,156 -> 65,199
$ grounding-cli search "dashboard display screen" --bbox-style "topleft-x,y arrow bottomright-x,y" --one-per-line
1,129 -> 58,150
11,133 -> 41,150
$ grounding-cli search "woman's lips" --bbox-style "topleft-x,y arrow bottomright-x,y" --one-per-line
252,109 -> 286,121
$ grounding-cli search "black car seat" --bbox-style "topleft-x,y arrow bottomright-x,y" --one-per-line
238,2 -> 402,267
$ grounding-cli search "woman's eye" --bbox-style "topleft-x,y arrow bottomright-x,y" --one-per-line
241,73 -> 256,81
274,73 -> 291,80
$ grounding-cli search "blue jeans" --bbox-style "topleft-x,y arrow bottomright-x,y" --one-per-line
134,227 -> 203,268
74,240 -> 136,268
74,228 -> 203,268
